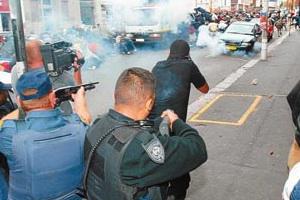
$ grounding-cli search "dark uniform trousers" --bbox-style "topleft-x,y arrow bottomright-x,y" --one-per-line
168,174 -> 191,200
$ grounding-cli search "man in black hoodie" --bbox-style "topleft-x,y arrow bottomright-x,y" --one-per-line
150,40 -> 209,200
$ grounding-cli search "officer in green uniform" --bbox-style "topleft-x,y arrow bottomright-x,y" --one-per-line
84,67 -> 207,200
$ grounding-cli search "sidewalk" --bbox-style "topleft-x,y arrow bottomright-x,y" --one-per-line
187,31 -> 300,200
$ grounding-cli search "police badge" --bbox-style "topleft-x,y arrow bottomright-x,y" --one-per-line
142,135 -> 165,164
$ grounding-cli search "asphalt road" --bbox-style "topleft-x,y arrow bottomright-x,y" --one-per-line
186,30 -> 300,200
82,43 -> 258,118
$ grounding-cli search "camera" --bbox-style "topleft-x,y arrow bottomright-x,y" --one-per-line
40,41 -> 85,77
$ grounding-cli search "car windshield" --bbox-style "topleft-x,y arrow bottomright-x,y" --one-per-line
225,24 -> 254,35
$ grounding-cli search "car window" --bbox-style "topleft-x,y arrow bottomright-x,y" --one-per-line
225,24 -> 254,35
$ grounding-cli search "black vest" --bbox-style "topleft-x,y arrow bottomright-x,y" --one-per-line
84,115 -> 162,200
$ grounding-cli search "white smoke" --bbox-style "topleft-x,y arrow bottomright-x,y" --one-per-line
105,0 -> 194,33
196,26 -> 225,57
196,25 -> 262,58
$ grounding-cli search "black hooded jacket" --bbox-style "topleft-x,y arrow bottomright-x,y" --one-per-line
150,40 -> 207,121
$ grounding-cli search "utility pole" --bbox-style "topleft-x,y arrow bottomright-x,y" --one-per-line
260,0 -> 268,60
9,0 -> 27,70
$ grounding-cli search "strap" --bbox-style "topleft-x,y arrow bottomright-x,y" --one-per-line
82,122 -> 132,197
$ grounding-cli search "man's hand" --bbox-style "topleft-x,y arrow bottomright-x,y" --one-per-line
198,83 -> 209,94
161,109 -> 179,130
73,51 -> 83,85
71,87 -> 92,125
73,51 -> 83,71
288,139 -> 300,171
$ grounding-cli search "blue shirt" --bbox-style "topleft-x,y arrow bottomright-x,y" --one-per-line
0,109 -> 88,200
291,180 -> 300,200
0,170 -> 7,200
0,109 -> 86,166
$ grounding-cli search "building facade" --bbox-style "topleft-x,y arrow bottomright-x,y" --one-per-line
21,0 -> 81,34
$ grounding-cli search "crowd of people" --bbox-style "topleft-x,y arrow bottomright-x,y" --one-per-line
183,8 -> 300,45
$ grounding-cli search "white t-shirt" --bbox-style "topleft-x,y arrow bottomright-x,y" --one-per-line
283,162 -> 300,200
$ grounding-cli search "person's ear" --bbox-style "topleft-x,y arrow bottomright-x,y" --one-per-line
48,92 -> 56,108
145,97 -> 154,112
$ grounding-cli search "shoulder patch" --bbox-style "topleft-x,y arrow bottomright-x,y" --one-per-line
142,134 -> 165,164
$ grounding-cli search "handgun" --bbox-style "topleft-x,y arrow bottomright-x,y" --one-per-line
54,82 -> 99,105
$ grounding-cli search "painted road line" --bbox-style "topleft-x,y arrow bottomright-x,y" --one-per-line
189,94 -> 262,126
189,94 -> 224,122
187,30 -> 294,120
236,95 -> 262,125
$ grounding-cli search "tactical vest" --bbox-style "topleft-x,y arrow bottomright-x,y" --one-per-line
9,121 -> 85,200
85,115 -> 162,200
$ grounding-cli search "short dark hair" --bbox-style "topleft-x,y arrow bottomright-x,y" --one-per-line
114,67 -> 155,106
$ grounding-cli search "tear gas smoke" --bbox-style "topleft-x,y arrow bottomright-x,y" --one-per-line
14,0 -> 207,72
105,0 -> 194,33
228,42 -> 261,58
196,26 -> 261,58
196,25 -> 225,57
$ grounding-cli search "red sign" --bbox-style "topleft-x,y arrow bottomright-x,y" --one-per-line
260,16 -> 268,30
0,0 -> 10,13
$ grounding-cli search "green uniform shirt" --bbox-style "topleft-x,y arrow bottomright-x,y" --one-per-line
120,119 -> 207,188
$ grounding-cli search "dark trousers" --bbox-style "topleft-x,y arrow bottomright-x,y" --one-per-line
167,173 -> 191,200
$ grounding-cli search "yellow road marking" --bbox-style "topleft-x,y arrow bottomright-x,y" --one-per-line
189,94 -> 262,126
189,94 -> 224,122
236,96 -> 262,125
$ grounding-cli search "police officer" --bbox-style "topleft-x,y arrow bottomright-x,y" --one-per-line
84,67 -> 207,200
0,71 -> 91,199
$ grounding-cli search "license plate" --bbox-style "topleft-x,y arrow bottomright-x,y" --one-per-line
136,38 -> 144,42
226,45 -> 237,51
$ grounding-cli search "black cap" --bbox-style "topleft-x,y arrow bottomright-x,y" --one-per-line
168,39 -> 190,59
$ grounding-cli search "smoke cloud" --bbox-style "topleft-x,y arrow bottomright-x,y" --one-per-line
106,0 -> 194,33
196,26 -> 225,57
196,26 -> 262,58
18,0 -> 199,70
